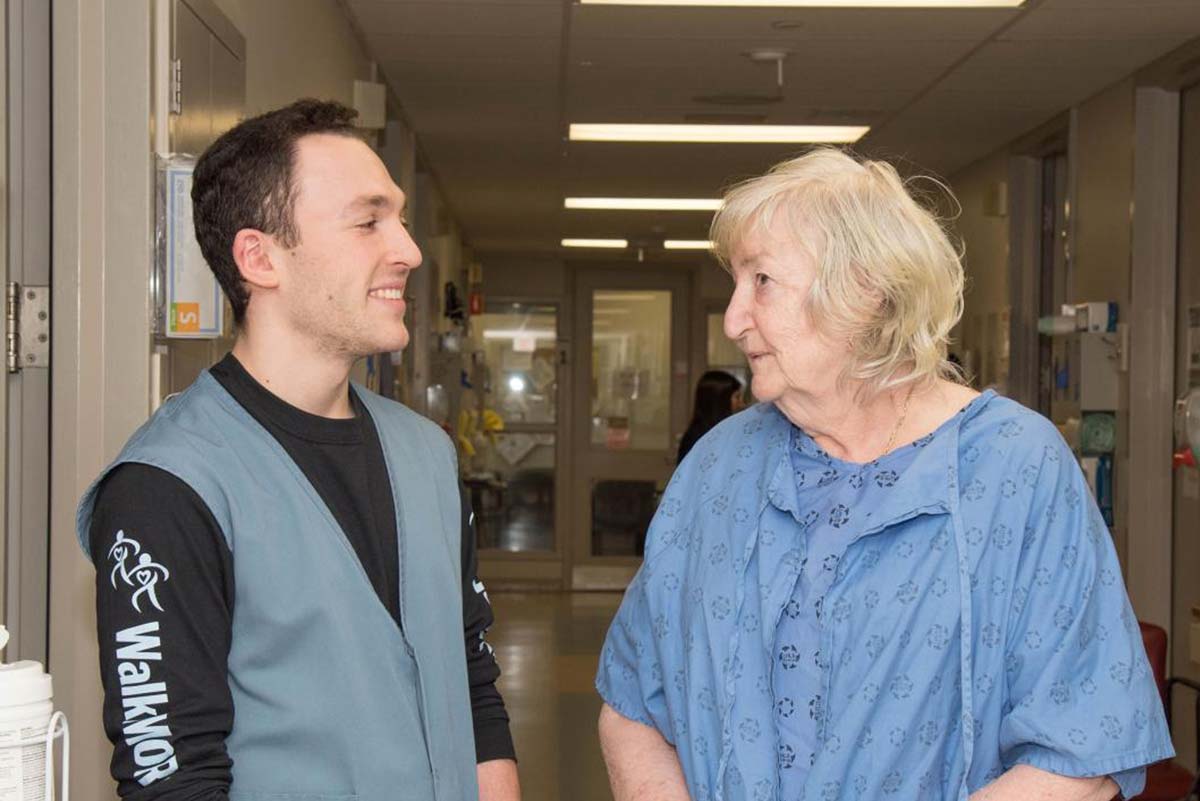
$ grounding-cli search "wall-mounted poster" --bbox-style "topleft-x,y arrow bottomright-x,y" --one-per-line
157,156 -> 224,338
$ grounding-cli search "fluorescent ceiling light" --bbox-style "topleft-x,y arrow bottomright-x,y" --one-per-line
579,0 -> 1022,6
565,197 -> 722,211
664,240 -> 714,250
482,329 -> 556,340
562,238 -> 629,248
595,292 -> 662,301
569,123 -> 868,143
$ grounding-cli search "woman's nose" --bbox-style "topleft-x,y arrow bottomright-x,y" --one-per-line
724,284 -> 752,342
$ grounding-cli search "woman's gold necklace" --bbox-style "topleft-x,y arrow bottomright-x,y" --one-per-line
880,386 -> 915,457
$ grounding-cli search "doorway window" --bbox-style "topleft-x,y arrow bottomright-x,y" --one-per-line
589,291 -> 672,451
466,302 -> 559,553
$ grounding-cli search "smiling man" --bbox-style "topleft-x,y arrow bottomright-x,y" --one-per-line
76,100 -> 520,801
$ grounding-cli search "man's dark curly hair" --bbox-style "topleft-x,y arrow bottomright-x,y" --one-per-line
191,98 -> 361,324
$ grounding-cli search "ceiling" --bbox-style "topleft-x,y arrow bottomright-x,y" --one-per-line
342,0 -> 1200,254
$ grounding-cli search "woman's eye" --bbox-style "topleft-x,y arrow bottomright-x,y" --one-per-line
358,219 -> 378,230
754,272 -> 770,287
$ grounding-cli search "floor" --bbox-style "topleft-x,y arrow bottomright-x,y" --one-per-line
469,477 -> 555,553
488,591 -> 623,801
478,505 -> 556,553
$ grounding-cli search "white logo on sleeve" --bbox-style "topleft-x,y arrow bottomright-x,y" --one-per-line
472,578 -> 490,604
108,530 -> 171,613
114,620 -> 178,785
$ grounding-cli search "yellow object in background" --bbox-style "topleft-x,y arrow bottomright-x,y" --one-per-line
457,408 -> 505,459
482,409 -> 504,434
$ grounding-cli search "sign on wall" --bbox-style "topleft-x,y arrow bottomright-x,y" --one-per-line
156,156 -> 224,338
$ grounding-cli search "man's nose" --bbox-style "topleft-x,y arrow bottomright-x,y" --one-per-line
390,221 -> 423,270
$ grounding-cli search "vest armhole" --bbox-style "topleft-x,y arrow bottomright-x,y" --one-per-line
79,456 -> 236,555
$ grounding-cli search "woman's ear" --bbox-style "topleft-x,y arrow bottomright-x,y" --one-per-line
232,228 -> 280,290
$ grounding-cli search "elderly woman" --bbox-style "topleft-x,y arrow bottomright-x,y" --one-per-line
595,149 -> 1172,801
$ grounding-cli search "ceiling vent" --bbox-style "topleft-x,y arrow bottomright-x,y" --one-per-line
692,50 -> 790,108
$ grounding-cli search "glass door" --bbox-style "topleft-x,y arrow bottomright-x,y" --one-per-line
570,268 -> 691,589
467,300 -> 565,585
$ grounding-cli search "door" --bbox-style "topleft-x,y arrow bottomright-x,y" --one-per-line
1171,80 -> 1200,772
570,268 -> 690,589
468,299 -> 567,585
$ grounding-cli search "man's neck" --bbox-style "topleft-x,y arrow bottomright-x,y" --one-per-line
231,330 -> 356,419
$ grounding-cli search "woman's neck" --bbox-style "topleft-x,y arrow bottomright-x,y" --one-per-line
775,378 -> 978,464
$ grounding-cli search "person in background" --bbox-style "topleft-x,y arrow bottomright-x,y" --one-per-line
677,370 -> 745,465
596,147 -> 1171,801
77,100 -> 519,801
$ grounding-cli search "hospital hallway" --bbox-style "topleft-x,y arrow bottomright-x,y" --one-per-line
8,0 -> 1200,799
488,592 -> 621,801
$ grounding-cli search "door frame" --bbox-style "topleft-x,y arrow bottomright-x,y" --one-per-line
568,266 -> 691,590
1126,85 -> 1180,634
5,0 -> 51,664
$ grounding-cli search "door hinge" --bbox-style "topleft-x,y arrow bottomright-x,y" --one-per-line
7,283 -> 50,374
169,58 -> 183,115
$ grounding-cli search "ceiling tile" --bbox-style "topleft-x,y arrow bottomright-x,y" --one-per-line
571,6 -> 1016,41
380,57 -> 557,87
1003,4 -> 1200,41
364,35 -> 559,64
350,1 -> 562,36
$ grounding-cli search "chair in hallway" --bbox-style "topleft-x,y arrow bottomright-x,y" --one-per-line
1132,622 -> 1200,801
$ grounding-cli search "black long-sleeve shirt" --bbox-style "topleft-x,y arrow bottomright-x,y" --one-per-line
90,353 -> 513,800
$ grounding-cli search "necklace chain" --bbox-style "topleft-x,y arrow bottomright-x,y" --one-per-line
881,386 -> 915,457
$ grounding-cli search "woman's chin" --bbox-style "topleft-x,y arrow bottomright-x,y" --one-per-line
749,375 -> 782,405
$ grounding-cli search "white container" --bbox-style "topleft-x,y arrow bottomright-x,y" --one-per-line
1037,314 -> 1076,336
0,659 -> 53,801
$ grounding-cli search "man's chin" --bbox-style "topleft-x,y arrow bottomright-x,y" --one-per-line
372,324 -> 409,354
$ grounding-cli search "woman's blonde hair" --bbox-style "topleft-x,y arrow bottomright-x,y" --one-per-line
710,147 -> 965,397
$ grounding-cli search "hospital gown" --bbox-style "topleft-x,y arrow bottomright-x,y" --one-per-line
597,391 -> 1172,801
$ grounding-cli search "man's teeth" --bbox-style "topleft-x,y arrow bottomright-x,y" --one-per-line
371,288 -> 405,300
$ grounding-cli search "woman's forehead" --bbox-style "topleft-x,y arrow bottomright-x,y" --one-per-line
731,218 -> 815,270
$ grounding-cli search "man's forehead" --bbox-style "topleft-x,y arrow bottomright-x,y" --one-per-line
294,131 -> 373,169
292,134 -> 403,209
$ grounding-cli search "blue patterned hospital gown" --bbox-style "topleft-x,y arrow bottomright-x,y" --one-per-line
597,392 -> 1172,801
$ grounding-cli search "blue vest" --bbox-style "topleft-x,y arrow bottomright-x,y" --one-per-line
76,371 -> 478,801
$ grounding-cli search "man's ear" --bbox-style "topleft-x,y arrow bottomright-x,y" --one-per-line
232,229 -> 281,290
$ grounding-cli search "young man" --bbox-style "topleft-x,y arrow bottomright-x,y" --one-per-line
76,100 -> 520,801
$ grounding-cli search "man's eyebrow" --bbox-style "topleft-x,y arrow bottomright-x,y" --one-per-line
341,194 -> 393,217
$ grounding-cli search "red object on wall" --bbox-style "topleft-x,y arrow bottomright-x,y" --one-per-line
468,291 -> 484,316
